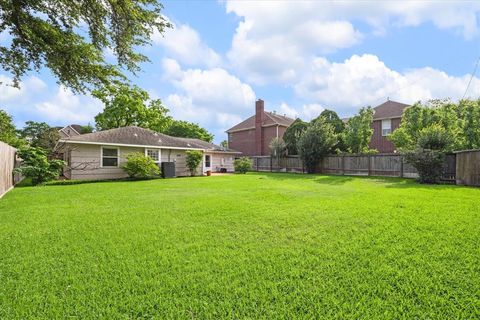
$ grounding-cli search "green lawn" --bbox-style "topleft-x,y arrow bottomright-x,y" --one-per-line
1,173 -> 479,319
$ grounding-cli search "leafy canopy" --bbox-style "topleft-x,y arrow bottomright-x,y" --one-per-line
0,0 -> 171,93
298,119 -> 337,173
185,150 -> 203,176
165,120 -> 214,143
343,107 -> 375,154
122,153 -> 160,179
283,118 -> 308,155
0,109 -> 25,147
18,121 -> 59,153
269,137 -> 287,158
315,109 -> 346,152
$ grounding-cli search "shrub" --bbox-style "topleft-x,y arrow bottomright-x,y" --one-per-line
234,157 -> 252,174
403,125 -> 452,184
122,152 -> 160,179
185,150 -> 203,176
14,147 -> 65,185
298,120 -> 337,173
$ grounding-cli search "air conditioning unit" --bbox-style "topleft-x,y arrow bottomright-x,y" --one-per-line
161,162 -> 176,178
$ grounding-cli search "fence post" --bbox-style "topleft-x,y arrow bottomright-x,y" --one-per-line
368,155 -> 372,176
341,155 -> 345,175
400,155 -> 404,178
270,156 -> 272,172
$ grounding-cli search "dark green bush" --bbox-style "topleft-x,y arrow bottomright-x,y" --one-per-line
185,150 -> 203,176
14,147 -> 65,185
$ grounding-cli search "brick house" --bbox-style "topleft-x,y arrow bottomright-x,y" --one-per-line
369,100 -> 410,153
226,99 -> 295,156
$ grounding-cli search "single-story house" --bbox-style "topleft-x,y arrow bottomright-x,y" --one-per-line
56,126 -> 240,180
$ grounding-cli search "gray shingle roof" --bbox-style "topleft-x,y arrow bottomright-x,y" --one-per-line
60,126 -> 239,153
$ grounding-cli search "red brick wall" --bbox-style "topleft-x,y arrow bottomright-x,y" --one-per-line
229,129 -> 256,156
369,118 -> 401,154
228,125 -> 288,156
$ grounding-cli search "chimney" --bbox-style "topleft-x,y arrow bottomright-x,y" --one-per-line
255,99 -> 264,156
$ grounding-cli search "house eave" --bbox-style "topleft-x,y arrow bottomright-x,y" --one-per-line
59,139 -> 206,151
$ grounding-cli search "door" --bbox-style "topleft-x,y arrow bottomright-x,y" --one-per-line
204,154 -> 212,173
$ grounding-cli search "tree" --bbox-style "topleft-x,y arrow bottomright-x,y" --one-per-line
165,120 -> 214,143
283,118 -> 308,155
18,121 -> 57,150
80,124 -> 94,134
94,82 -> 172,131
298,120 -> 337,173
459,100 -> 480,150
122,153 -> 160,179
0,1 -> 171,93
314,109 -> 346,152
185,150 -> 203,176
234,157 -> 252,174
343,107 -> 374,154
220,140 -> 228,149
0,109 -> 24,147
14,147 -> 65,185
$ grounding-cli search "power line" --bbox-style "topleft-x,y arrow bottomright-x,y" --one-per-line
462,56 -> 480,100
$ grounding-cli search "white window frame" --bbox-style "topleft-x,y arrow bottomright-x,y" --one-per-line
382,119 -> 392,137
145,148 -> 161,163
101,146 -> 119,168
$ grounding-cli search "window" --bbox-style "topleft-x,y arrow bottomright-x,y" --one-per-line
205,155 -> 211,168
228,133 -> 233,144
102,147 -> 118,167
382,119 -> 392,136
146,149 -> 159,162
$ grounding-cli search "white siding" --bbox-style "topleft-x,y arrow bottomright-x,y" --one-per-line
211,153 -> 235,172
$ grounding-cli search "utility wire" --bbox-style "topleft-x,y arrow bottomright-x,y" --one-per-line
462,56 -> 480,100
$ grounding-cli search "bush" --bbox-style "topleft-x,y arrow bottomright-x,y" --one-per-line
14,147 -> 65,185
403,125 -> 452,184
234,157 -> 252,174
122,152 -> 160,179
185,150 -> 203,176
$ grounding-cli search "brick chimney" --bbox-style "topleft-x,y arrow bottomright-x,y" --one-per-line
255,99 -> 264,156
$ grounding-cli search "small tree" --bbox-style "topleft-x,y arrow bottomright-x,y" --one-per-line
283,118 -> 308,155
14,147 -> 65,185
403,125 -> 453,184
185,150 -> 203,176
234,157 -> 252,174
122,153 -> 160,179
298,120 -> 337,173
343,107 -> 374,154
269,137 -> 287,158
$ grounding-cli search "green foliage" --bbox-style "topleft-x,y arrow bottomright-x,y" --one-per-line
122,153 -> 160,179
220,140 -> 228,149
389,99 -> 480,151
3,174 -> 479,319
93,83 -> 214,142
234,157 -> 252,174
0,109 -> 24,147
315,109 -> 346,152
94,82 -> 172,131
0,1 -> 171,93
14,146 -> 65,185
298,119 -> 337,173
185,150 -> 203,176
18,121 -> 59,153
343,107 -> 374,154
165,120 -> 214,142
283,118 -> 308,155
80,124 -> 94,134
403,125 -> 453,184
269,137 -> 287,158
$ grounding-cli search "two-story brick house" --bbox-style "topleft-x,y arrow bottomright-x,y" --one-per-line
369,100 -> 410,153
226,99 -> 295,156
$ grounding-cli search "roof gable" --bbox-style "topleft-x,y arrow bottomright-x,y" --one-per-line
373,100 -> 410,120
226,112 -> 295,132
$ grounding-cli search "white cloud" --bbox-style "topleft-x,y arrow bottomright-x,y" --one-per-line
225,1 -> 480,85
294,54 -> 480,116
162,59 -> 256,141
277,102 -> 325,121
153,20 -> 221,68
0,75 -> 47,103
34,86 -> 102,124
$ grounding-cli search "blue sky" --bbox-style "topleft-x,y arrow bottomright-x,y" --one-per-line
2,0 -> 480,143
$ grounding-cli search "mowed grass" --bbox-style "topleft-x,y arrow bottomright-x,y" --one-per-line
0,173 -> 479,319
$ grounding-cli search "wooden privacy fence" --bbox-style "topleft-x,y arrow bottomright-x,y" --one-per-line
250,153 -> 458,182
455,150 -> 480,186
0,141 -> 22,198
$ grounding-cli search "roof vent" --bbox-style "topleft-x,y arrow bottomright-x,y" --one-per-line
187,143 -> 191,147
158,139 -> 162,143
154,133 -> 158,136
273,110 -> 276,114
133,133 -> 138,137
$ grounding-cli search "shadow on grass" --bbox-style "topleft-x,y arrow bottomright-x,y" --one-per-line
16,177 -> 165,188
